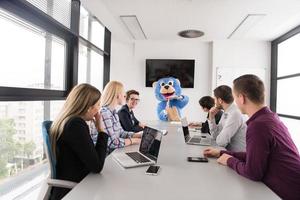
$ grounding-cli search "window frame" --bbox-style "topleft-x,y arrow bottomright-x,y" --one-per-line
0,1 -> 111,197
0,0 -> 111,101
271,24 -> 300,120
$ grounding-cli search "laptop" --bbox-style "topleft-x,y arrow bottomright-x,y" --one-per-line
112,126 -> 163,168
181,117 -> 211,146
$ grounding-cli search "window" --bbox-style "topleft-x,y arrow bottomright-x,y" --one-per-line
26,0 -> 71,28
79,6 -> 105,50
78,43 -> 104,90
50,100 -> 65,120
0,101 -> 47,199
271,27 -> 300,151
0,100 -> 66,199
79,6 -> 89,40
0,0 -> 110,199
276,76 -> 300,116
0,9 -> 66,90
91,18 -> 105,49
280,117 -> 300,150
78,5 -> 106,91
277,33 -> 300,77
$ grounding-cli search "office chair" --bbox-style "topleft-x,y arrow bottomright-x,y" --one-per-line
38,120 -> 77,200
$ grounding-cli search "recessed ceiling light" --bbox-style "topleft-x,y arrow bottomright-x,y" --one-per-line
178,30 -> 204,38
120,15 -> 147,40
227,14 -> 266,39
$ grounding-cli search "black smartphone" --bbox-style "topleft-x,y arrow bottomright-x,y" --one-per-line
187,157 -> 208,162
145,165 -> 160,175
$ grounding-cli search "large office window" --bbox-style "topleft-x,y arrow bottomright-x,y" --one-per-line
0,9 -> 66,90
271,27 -> 300,151
0,101 -> 64,199
78,44 -> 104,90
78,6 -> 105,91
0,0 -> 110,199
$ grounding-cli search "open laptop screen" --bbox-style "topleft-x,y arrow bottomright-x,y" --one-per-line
181,117 -> 190,141
139,127 -> 162,161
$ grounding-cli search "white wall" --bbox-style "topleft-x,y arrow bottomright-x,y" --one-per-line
110,40 -> 271,122
111,40 -> 212,122
212,40 -> 271,105
81,0 -> 272,122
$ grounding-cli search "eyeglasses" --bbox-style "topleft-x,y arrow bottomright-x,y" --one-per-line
129,97 -> 140,102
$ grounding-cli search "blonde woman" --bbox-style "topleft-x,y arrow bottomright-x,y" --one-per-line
100,81 -> 141,154
50,84 -> 108,200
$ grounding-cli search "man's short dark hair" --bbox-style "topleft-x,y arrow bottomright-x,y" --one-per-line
213,85 -> 234,104
126,90 -> 139,101
199,96 -> 215,109
233,74 -> 265,104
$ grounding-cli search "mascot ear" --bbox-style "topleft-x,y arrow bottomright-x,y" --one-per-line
175,79 -> 181,87
152,81 -> 157,88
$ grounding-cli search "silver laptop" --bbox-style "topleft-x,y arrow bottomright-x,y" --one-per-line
112,126 -> 163,168
181,117 -> 211,146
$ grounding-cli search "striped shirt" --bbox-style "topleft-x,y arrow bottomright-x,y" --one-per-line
100,106 -> 134,154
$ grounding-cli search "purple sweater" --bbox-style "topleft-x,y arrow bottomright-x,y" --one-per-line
221,107 -> 300,200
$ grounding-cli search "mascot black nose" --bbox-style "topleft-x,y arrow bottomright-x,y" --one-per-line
164,85 -> 169,89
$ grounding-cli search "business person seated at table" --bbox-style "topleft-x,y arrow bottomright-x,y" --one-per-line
100,81 -> 142,154
118,89 -> 146,132
208,85 -> 246,151
50,84 -> 108,200
189,96 -> 223,134
203,74 -> 300,200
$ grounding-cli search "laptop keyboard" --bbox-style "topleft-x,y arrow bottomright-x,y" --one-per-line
189,137 -> 201,143
126,152 -> 151,163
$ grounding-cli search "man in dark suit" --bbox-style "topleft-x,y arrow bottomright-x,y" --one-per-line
189,96 -> 223,134
118,90 -> 145,132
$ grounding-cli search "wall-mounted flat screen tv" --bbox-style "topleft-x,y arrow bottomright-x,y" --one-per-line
145,59 -> 195,88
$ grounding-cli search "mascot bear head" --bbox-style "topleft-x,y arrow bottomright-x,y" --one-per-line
153,77 -> 182,101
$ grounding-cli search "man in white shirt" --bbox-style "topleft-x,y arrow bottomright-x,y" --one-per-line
208,85 -> 246,151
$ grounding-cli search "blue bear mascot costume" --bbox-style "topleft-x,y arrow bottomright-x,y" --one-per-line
153,77 -> 189,121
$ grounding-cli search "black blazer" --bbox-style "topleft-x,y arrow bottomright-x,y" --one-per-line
201,110 -> 223,134
118,104 -> 143,132
50,117 -> 108,200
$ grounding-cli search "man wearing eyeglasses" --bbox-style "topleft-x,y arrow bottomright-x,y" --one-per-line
118,90 -> 146,132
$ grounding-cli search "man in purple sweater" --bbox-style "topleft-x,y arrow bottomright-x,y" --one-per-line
203,74 -> 300,200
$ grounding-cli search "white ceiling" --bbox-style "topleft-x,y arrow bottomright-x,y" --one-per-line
101,0 -> 300,41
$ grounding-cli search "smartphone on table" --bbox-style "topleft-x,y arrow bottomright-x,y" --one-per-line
187,157 -> 208,162
145,165 -> 160,175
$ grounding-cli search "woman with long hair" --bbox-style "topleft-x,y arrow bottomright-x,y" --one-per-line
99,81 -> 141,154
50,83 -> 108,199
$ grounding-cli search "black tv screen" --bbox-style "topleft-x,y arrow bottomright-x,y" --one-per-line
146,59 -> 195,88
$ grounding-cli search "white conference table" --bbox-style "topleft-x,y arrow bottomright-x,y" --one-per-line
63,121 -> 279,200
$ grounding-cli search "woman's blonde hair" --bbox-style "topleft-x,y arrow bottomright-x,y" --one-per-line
50,83 -> 101,157
100,81 -> 124,107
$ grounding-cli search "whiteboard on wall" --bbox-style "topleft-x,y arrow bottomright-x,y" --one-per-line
216,67 -> 266,87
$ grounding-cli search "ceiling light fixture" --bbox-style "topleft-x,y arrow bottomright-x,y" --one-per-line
178,30 -> 204,38
227,14 -> 266,39
120,15 -> 147,40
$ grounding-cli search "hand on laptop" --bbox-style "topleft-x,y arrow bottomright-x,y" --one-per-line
131,138 -> 141,145
125,138 -> 141,146
188,122 -> 202,128
132,131 -> 143,138
203,147 -> 221,158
